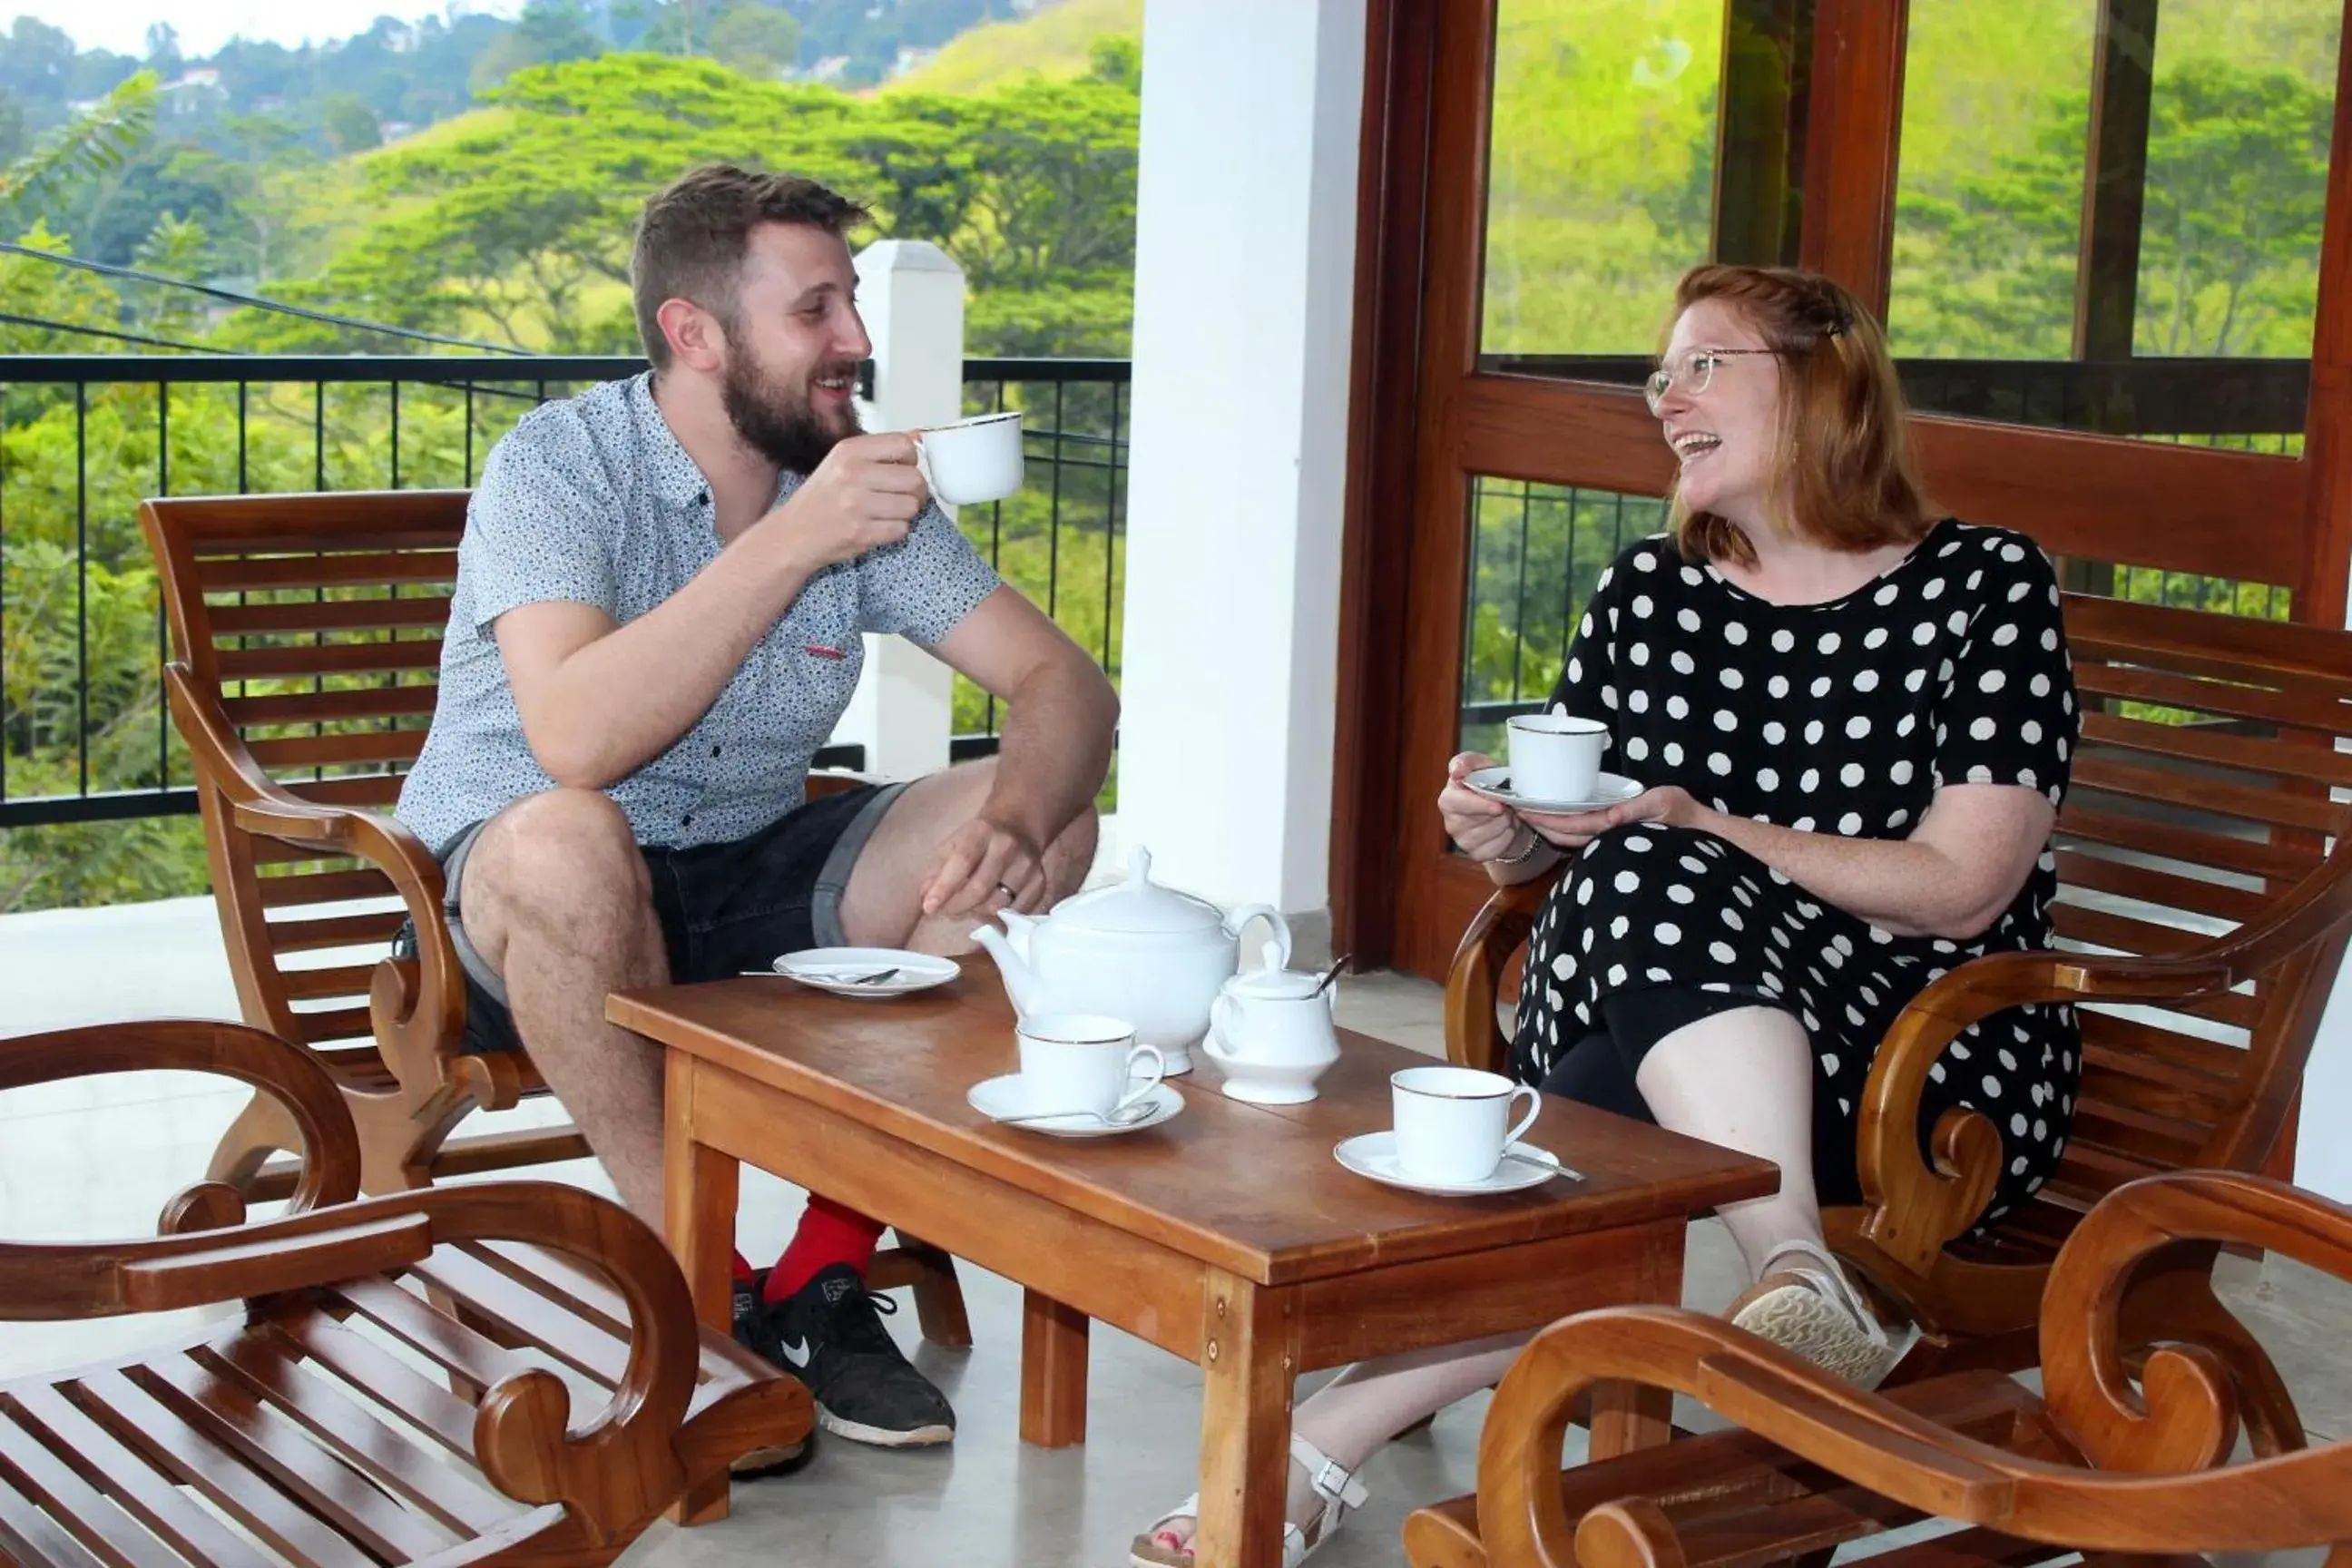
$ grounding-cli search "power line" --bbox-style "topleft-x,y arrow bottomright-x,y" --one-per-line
0,243 -> 533,355
0,311 -> 229,353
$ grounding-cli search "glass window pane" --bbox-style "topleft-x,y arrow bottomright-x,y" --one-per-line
1886,0 -> 2338,447
1479,0 -> 1730,377
1458,480 -> 1670,759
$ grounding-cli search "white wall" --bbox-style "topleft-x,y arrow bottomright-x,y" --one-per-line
1114,0 -> 1366,921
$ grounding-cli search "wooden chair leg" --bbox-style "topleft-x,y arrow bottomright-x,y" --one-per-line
883,1234 -> 974,1349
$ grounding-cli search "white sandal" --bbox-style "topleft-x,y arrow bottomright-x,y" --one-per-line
1129,1433 -> 1370,1568
1727,1237 -> 1902,1388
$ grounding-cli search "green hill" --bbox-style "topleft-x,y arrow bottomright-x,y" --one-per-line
888,0 -> 1141,94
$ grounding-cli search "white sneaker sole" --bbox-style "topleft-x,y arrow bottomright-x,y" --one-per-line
1731,1282 -> 1900,1388
817,1403 -> 956,1448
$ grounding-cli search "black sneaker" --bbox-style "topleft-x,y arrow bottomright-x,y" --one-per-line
736,1263 -> 956,1448
725,1274 -> 815,1477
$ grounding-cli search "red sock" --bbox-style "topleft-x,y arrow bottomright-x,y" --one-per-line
731,1250 -> 754,1285
764,1198 -> 887,1303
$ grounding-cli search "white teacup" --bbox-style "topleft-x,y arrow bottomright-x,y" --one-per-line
1391,1065 -> 1543,1184
1505,712 -> 1608,803
1015,1013 -> 1165,1120
916,411 -> 1025,505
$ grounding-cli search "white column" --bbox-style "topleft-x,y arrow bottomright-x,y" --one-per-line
2292,586 -> 2352,1199
1114,0 -> 1365,945
830,239 -> 964,780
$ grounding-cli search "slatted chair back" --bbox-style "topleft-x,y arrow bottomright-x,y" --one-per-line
2003,591 -> 2352,1257
142,491 -> 465,1069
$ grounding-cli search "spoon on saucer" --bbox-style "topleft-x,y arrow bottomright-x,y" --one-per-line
1503,1143 -> 1583,1181
996,1101 -> 1160,1131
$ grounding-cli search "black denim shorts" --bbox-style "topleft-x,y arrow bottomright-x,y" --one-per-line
417,782 -> 906,1054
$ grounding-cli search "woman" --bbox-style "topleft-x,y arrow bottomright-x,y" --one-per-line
1131,262 -> 2081,1567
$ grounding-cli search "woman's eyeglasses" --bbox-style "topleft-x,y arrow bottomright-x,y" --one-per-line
1644,348 -> 1778,415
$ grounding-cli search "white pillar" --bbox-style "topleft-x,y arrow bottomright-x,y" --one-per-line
2292,586 -> 2352,1198
1114,0 -> 1365,946
831,239 -> 964,780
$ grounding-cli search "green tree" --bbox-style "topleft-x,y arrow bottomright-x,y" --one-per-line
0,72 -> 157,226
322,93 -> 384,154
705,5 -> 803,76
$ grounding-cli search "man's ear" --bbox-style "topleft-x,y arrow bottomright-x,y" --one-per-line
657,298 -> 726,374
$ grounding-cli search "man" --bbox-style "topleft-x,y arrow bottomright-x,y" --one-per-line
395,163 -> 1118,1455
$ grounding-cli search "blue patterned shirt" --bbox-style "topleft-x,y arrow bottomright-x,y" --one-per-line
397,373 -> 1000,851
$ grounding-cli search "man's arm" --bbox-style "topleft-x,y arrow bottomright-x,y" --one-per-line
917,586 -> 1120,914
497,434 -> 929,789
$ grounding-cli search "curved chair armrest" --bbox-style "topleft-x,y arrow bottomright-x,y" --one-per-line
1479,1282 -> 2352,1564
0,1180 -> 704,1542
165,662 -> 469,1092
1476,1304 -> 2024,1568
2039,1171 -> 2352,1474
1,1020 -> 360,1218
1851,947 -> 2237,1276
1444,877 -> 1553,1073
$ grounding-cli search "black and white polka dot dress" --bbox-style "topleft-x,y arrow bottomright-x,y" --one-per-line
1509,519 -> 2082,1226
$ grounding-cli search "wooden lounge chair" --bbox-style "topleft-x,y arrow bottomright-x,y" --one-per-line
1406,1168 -> 2352,1568
141,489 -> 972,1348
0,1016 -> 811,1564
1446,593 -> 2352,1445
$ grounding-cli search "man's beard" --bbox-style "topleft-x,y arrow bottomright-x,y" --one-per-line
720,338 -> 863,475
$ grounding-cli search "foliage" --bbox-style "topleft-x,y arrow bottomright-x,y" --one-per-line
263,52 -> 1139,355
887,0 -> 1142,95
0,72 -> 157,225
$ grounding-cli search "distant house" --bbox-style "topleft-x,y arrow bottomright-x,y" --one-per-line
891,45 -> 938,78
808,54 -> 851,83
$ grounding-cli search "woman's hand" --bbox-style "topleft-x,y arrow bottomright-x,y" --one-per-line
1440,752 -> 1524,861
1520,784 -> 1707,848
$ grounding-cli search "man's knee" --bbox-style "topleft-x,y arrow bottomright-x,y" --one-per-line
463,789 -> 650,941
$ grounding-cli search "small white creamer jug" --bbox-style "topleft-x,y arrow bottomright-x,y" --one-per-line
1202,942 -> 1342,1104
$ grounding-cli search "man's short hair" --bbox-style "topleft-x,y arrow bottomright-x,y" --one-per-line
631,164 -> 871,368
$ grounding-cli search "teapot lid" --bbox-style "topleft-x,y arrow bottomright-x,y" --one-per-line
1229,941 -> 1319,998
1052,847 -> 1225,936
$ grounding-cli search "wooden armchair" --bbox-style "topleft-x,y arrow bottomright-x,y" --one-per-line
1446,593 -> 2352,1440
0,1017 -> 811,1563
141,490 -> 970,1345
1406,1169 -> 2352,1568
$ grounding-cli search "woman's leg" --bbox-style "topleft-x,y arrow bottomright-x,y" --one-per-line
1139,1334 -> 1533,1559
1627,1002 -> 1823,1278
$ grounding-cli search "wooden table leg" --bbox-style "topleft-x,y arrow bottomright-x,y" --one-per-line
1191,1271 -> 1298,1568
663,1053 -> 742,1526
1019,1289 -> 1090,1447
1590,1219 -> 1689,1460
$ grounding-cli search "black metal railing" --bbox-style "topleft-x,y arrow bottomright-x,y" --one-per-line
0,355 -> 1129,863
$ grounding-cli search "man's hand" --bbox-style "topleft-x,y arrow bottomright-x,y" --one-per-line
920,815 -> 1046,919
763,432 -> 930,569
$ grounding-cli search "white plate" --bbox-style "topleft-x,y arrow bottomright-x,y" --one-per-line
967,1074 -> 1184,1137
770,947 -> 960,999
1463,766 -> 1642,815
1333,1131 -> 1572,1196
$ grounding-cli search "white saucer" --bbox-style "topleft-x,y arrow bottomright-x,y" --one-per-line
1332,1132 -> 1570,1196
770,947 -> 959,999
1464,766 -> 1642,814
967,1074 -> 1184,1138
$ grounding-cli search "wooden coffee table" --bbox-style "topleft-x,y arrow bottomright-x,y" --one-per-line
612,972 -> 1774,1567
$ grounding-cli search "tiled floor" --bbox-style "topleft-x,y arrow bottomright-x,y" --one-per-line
4,897 -> 2348,1565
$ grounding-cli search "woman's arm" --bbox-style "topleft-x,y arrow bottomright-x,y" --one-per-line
1528,782 -> 2055,941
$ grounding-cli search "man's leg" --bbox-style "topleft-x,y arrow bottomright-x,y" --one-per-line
455,789 -> 671,1224
836,758 -> 1100,955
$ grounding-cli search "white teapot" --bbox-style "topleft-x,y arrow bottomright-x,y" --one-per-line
970,847 -> 1291,1073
